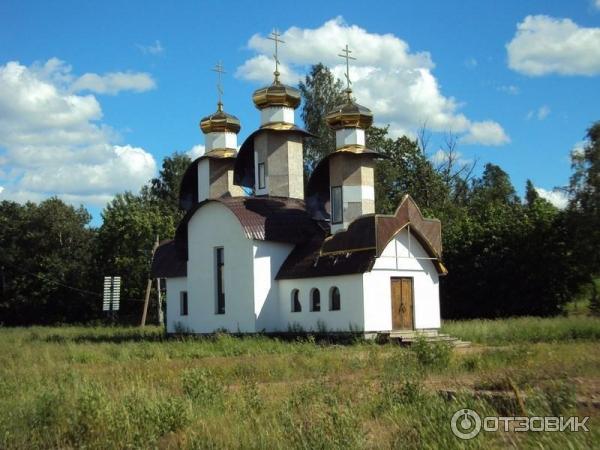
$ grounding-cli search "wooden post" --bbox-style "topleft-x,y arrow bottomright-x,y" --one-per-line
156,277 -> 163,326
141,236 -> 160,327
140,279 -> 152,326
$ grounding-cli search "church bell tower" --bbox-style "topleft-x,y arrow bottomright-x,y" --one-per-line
325,45 -> 377,233
197,62 -> 245,201
250,30 -> 304,199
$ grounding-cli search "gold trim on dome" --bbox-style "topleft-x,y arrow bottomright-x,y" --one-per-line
199,109 -> 241,134
325,101 -> 373,130
252,82 -> 301,110
202,148 -> 237,159
332,144 -> 374,154
259,121 -> 297,131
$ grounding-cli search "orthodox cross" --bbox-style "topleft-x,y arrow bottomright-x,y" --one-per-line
268,29 -> 285,82
338,44 -> 356,99
212,61 -> 225,110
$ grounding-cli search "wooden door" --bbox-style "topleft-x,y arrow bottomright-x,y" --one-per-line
391,278 -> 414,330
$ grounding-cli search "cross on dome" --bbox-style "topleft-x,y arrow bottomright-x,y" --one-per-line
338,44 -> 356,100
212,61 -> 226,111
267,29 -> 285,83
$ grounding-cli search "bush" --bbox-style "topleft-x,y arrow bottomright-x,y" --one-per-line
411,337 -> 452,369
181,368 -> 224,409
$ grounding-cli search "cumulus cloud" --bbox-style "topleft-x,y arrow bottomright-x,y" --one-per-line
0,59 -> 156,207
535,187 -> 569,209
460,121 -> 510,146
507,15 -> 600,76
526,105 -> 551,120
429,149 -> 473,167
186,144 -> 206,159
136,40 -> 164,55
236,17 -> 509,146
464,57 -> 478,69
71,71 -> 156,95
497,84 -> 520,95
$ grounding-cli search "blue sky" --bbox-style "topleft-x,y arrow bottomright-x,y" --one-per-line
1,0 -> 599,223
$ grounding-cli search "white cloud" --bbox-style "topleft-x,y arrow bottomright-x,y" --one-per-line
497,84 -> 520,95
507,15 -> 600,76
571,141 -> 587,158
527,105 -> 551,120
429,149 -> 472,167
0,59 -> 156,207
537,105 -> 551,120
460,121 -> 510,146
136,40 -> 164,55
186,144 -> 205,159
464,57 -> 478,69
595,0 -> 600,10
71,71 -> 156,95
535,187 -> 569,209
236,17 -> 508,146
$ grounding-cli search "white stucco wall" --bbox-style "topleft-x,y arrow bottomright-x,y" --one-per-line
363,227 -> 441,331
260,106 -> 294,125
253,240 -> 294,332
278,274 -> 364,332
166,277 -> 188,333
185,202 -> 256,333
335,128 -> 365,148
205,132 -> 237,152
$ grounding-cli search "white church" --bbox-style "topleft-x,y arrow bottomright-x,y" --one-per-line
151,42 -> 448,335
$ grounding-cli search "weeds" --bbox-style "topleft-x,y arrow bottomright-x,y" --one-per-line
0,322 -> 599,449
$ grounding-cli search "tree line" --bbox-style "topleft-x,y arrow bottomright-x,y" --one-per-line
0,64 -> 598,325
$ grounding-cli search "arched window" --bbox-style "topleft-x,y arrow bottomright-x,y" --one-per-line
291,289 -> 301,312
311,288 -> 321,312
330,287 -> 341,311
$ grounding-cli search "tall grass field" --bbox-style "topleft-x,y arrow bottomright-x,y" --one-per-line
0,317 -> 599,449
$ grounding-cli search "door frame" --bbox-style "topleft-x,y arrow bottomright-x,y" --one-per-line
390,277 -> 415,330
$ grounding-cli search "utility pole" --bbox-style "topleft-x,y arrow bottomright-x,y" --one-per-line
156,276 -> 163,326
141,236 -> 160,327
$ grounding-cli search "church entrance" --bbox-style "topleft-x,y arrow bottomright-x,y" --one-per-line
391,277 -> 414,330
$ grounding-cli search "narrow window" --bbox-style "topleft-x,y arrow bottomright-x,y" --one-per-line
311,288 -> 321,312
258,162 -> 266,189
330,287 -> 340,311
291,289 -> 301,312
331,186 -> 343,224
215,247 -> 225,314
180,291 -> 188,316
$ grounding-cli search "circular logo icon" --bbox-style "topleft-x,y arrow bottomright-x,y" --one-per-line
451,409 -> 482,440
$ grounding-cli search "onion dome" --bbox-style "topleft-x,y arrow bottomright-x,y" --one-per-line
325,93 -> 373,131
252,81 -> 301,110
200,102 -> 241,134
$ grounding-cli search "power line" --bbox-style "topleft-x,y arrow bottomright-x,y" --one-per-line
1,261 -> 102,298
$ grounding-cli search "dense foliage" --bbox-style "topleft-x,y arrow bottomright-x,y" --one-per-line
0,199 -> 96,324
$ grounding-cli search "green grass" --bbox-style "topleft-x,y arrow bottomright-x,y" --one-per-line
0,321 -> 599,449
442,315 -> 600,344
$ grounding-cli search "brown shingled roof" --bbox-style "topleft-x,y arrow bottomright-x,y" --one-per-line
277,195 -> 447,279
150,239 -> 187,278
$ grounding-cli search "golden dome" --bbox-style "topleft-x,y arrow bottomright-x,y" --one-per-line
200,103 -> 241,134
325,97 -> 373,130
252,81 -> 301,110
